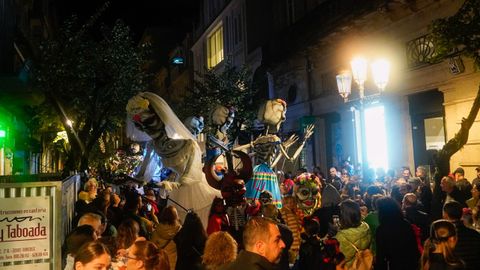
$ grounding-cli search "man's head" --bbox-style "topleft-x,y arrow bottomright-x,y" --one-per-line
402,193 -> 417,210
329,167 -> 338,178
259,190 -> 273,205
443,201 -> 463,221
78,212 -> 104,237
440,176 -> 455,193
402,166 -> 411,180
243,217 -> 285,264
416,166 -> 427,179
454,167 -> 465,181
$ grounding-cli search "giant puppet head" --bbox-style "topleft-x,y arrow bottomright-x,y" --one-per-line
203,150 -> 252,207
294,172 -> 321,215
183,116 -> 205,138
257,99 -> 286,133
211,105 -> 236,134
126,92 -> 194,141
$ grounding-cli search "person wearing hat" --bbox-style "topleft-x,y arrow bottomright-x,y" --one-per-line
454,167 -> 472,202
472,167 -> 480,187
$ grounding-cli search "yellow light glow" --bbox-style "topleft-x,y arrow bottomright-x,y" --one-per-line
371,59 -> 390,91
350,57 -> 368,86
336,70 -> 352,102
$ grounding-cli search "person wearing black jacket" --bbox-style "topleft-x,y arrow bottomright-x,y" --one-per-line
174,212 -> 207,270
403,193 -> 431,243
376,197 -> 420,270
327,167 -> 343,191
221,217 -> 285,270
443,201 -> 480,270
297,217 -> 344,270
441,176 -> 468,208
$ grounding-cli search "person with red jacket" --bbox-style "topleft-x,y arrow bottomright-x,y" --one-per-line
207,197 -> 230,235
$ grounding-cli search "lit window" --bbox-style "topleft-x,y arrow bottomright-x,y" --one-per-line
207,25 -> 224,68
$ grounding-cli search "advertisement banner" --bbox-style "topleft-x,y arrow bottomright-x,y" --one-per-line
0,196 -> 50,264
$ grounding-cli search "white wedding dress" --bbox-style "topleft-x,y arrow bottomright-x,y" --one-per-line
126,92 -> 220,227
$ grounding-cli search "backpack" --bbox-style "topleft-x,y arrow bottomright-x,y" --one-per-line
346,239 -> 373,270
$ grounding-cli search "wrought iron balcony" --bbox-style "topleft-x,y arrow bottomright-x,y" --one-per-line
406,34 -> 439,69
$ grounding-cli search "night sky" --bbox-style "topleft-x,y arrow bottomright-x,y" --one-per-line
55,0 -> 200,43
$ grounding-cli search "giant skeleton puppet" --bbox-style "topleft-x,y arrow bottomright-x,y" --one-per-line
242,99 -> 314,208
203,105 -> 252,245
205,105 -> 236,162
126,92 -> 221,226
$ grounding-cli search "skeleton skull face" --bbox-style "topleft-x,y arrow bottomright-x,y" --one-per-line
127,96 -> 165,139
183,116 -> 205,137
294,173 -> 321,215
211,105 -> 236,134
259,99 -> 286,133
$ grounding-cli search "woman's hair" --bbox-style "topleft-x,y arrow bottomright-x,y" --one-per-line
74,241 -> 110,266
303,216 -> 320,237
65,225 -> 96,256
131,240 -> 170,270
158,205 -> 179,226
377,197 -> 404,225
421,220 -> 462,270
339,199 -> 361,229
208,197 -> 225,217
84,178 -> 98,192
116,219 -> 140,249
202,231 -> 238,269
175,211 -> 207,253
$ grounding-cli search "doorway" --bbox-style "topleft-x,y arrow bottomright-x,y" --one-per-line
408,90 -> 445,169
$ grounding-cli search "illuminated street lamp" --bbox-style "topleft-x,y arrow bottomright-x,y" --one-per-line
336,57 -> 390,102
336,56 -> 390,179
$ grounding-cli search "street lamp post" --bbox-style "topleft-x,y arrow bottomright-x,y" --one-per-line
336,57 -> 390,181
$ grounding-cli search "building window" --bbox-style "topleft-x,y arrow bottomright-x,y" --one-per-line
207,25 -> 224,69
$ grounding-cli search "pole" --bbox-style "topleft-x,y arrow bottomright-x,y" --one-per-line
358,83 -> 368,182
359,97 -> 368,182
351,107 -> 358,170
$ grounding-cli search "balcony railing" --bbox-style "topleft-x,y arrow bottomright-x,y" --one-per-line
406,34 -> 439,69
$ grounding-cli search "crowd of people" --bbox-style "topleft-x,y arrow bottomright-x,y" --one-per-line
64,163 -> 480,270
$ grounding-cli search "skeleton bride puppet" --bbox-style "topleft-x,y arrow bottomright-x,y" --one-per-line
126,92 -> 220,226
243,99 -> 314,208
